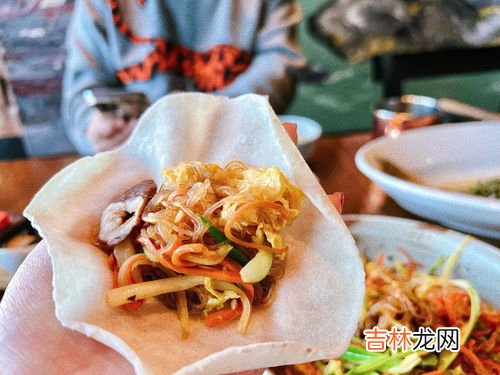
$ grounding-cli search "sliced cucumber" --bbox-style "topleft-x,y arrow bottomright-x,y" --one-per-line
240,250 -> 273,283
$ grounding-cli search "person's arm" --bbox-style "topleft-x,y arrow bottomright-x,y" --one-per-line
217,0 -> 305,113
62,0 -> 123,155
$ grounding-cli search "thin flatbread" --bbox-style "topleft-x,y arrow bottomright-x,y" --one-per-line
25,93 -> 364,375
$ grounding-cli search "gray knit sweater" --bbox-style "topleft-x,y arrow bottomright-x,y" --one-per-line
62,0 -> 305,155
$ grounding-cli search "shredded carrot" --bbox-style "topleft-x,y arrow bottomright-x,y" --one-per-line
108,254 -> 119,288
107,253 -> 116,269
478,329 -> 498,353
442,289 -> 469,326
405,260 -> 419,278
205,303 -> 243,327
482,359 -> 500,373
375,253 -> 385,266
422,370 -> 444,375
159,256 -> 243,283
481,310 -> 500,325
123,300 -> 144,311
115,254 -> 150,311
444,292 -> 458,325
224,201 -> 289,254
221,259 -> 255,302
472,327 -> 493,338
460,346 -> 489,375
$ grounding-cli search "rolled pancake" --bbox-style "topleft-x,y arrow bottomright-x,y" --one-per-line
25,93 -> 364,375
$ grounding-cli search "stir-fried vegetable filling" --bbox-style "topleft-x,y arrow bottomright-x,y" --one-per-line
275,239 -> 499,375
98,161 -> 304,338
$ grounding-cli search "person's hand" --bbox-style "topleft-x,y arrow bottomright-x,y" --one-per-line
0,242 -> 135,374
0,121 -> 343,374
282,122 -> 344,213
86,111 -> 137,152
0,242 -> 261,374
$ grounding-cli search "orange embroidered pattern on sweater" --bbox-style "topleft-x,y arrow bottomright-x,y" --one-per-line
110,0 -> 252,91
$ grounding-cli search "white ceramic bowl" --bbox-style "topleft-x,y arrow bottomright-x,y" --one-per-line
278,115 -> 322,159
355,122 -> 500,239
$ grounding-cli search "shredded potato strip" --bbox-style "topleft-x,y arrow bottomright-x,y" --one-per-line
108,275 -> 208,306
175,290 -> 190,339
107,275 -> 251,333
117,254 -> 152,287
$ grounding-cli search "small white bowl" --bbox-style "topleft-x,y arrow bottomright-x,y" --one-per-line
278,115 -> 322,159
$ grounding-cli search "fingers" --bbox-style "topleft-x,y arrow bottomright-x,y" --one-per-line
283,121 -> 343,214
0,241 -> 134,374
95,119 -> 136,152
0,242 -> 52,319
89,112 -> 126,138
282,122 -> 298,144
328,192 -> 344,213
87,112 -> 137,152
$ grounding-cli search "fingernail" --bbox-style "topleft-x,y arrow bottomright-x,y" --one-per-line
335,192 -> 344,213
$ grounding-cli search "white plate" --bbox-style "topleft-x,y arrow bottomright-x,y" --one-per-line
355,122 -> 500,239
344,214 -> 500,308
266,214 -> 500,374
0,244 -> 34,289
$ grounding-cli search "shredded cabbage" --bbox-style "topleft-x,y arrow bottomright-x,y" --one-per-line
101,161 -> 304,338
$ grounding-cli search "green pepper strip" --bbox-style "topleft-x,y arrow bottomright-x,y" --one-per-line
343,346 -> 416,375
347,354 -> 392,374
198,215 -> 249,266
341,345 -> 382,362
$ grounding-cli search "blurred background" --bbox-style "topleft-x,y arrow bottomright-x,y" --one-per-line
290,0 -> 500,135
1,0 -> 499,157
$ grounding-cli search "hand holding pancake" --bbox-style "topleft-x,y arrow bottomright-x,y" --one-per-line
0,189 -> 343,374
0,95 -> 356,373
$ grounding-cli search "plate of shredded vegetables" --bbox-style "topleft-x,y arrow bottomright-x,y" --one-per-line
272,215 -> 500,375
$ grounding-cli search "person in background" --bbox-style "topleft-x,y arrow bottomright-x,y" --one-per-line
63,0 -> 305,155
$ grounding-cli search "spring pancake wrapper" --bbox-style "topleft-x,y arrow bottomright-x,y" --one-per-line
25,93 -> 365,374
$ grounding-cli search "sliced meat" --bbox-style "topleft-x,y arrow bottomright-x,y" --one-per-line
98,179 -> 157,246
